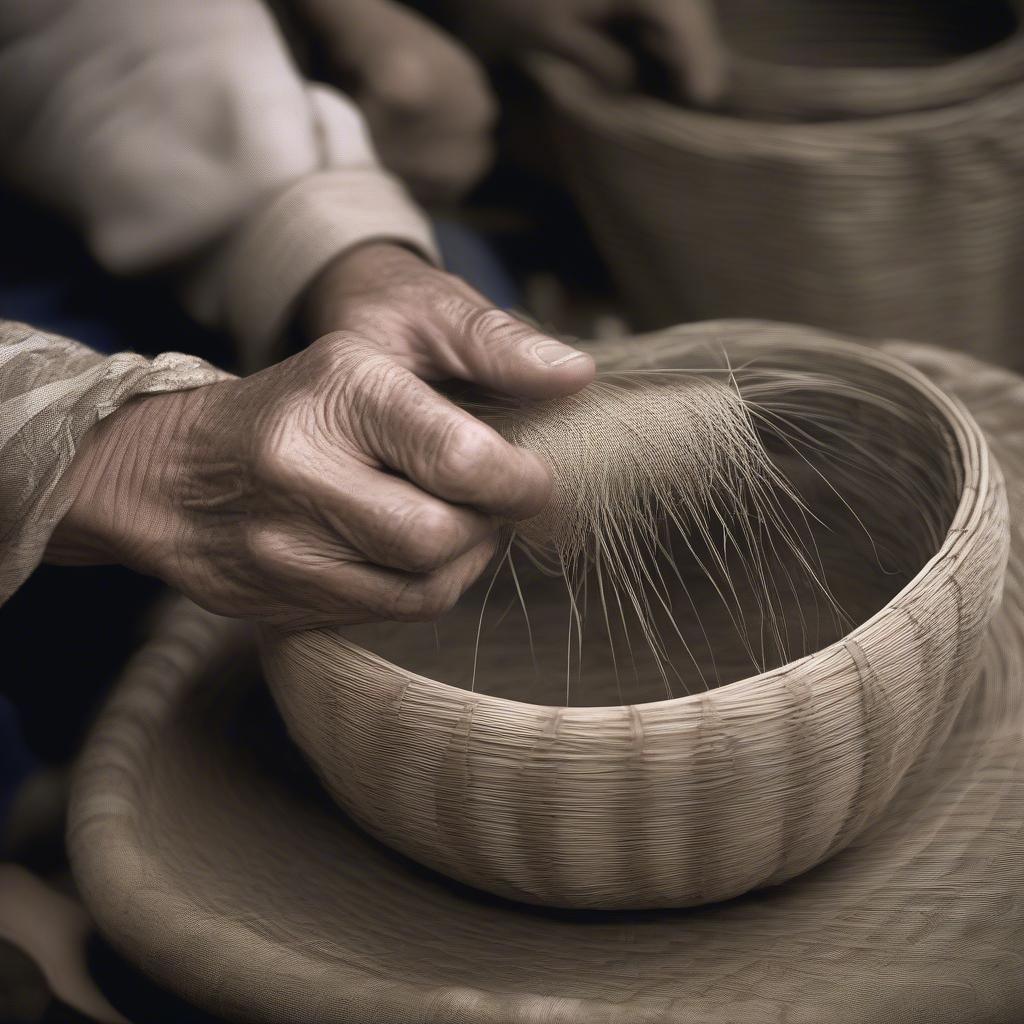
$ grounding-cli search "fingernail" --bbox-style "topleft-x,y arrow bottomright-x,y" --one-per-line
532,340 -> 588,367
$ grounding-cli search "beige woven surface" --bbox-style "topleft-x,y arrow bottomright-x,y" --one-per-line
536,25 -> 1024,367
69,323 -> 1024,1023
260,325 -> 1008,910
715,0 -> 1024,121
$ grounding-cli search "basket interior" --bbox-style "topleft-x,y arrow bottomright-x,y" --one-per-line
713,0 -> 1018,68
343,367 -> 963,708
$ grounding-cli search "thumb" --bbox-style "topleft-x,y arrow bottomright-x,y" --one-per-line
430,302 -> 595,400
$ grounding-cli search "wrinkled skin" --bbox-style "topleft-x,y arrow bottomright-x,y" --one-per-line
450,0 -> 726,104
295,0 -> 497,202
48,244 -> 594,629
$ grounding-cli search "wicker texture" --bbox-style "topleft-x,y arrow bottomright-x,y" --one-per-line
67,325 -> 1024,1023
717,0 -> 1024,121
536,5 -> 1024,367
259,324 -> 1008,910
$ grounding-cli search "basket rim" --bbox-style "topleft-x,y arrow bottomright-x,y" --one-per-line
532,51 -> 1024,143
720,3 -> 1024,120
313,328 -> 999,717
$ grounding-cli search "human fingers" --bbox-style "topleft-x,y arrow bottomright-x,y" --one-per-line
250,523 -> 497,626
536,18 -> 636,88
419,290 -> 595,401
299,245 -> 595,401
322,336 -> 553,519
257,441 -> 498,574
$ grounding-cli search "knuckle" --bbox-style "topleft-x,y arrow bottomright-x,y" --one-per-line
432,420 -> 498,492
252,422 -> 297,485
391,574 -> 461,622
460,305 -> 518,347
245,524 -> 291,572
456,304 -> 541,358
310,331 -> 362,371
388,502 -> 462,572
349,352 -> 407,402
348,360 -> 415,444
251,399 -> 332,486
342,354 -> 411,434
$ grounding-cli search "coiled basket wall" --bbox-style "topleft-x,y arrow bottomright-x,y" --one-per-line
535,0 -> 1024,367
260,323 -> 1010,910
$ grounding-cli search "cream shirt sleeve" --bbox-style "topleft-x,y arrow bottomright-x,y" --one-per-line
0,0 -> 439,368
0,320 -> 225,605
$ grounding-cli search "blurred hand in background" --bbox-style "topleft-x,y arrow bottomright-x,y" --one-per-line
446,0 -> 726,104
295,0 -> 498,203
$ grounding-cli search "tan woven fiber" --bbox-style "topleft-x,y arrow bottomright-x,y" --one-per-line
535,11 -> 1024,366
259,325 -> 1008,910
67,325 -> 1024,1024
715,0 -> 1024,121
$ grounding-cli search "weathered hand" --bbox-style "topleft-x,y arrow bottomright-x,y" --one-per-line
297,0 -> 497,202
48,245 -> 593,629
300,243 -> 594,398
451,0 -> 725,104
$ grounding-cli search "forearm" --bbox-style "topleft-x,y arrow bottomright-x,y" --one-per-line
0,320 -> 224,605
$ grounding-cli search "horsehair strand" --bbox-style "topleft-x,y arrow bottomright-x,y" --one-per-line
469,365 -> 859,701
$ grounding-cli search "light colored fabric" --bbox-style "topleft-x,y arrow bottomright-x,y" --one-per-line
0,0 -> 439,358
0,320 -> 225,605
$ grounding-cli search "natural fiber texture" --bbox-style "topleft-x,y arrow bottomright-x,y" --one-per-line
68,322 -> 1024,1023
468,371 -> 834,702
260,327 -> 1008,909
715,0 -> 1024,121
535,5 -> 1024,367
483,373 -> 787,571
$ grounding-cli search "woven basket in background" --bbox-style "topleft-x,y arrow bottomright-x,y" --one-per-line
260,323 -> 1009,910
535,1 -> 1024,367
717,0 -> 1024,120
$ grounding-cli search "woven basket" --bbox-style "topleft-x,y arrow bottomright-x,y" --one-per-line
534,8 -> 1024,367
68,329 -> 1024,1023
715,0 -> 1024,121
259,324 -> 1009,910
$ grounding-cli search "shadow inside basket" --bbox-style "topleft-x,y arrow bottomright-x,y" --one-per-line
343,366 -> 962,708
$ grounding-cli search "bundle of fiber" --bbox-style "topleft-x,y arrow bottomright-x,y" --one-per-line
535,3 -> 1024,366
68,324 -> 1024,1024
258,324 -> 1009,910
